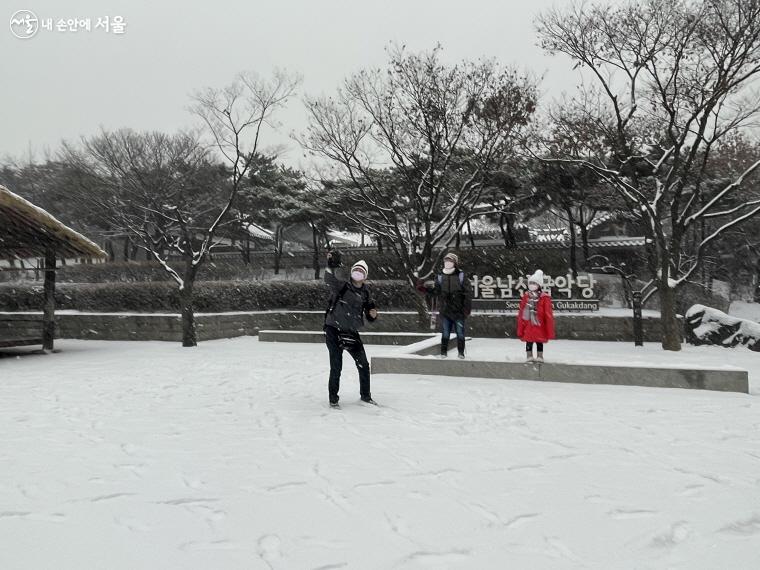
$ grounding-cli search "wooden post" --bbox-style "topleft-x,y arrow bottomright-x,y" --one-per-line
43,248 -> 56,351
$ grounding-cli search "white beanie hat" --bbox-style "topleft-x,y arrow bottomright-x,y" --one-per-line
527,269 -> 544,286
351,260 -> 369,278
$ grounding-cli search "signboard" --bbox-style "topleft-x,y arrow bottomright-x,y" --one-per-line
469,273 -> 599,312
472,298 -> 600,312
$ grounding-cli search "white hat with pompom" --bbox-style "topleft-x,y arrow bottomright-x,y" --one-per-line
527,269 -> 545,286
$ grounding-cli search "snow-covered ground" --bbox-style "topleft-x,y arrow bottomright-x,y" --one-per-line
1,338 -> 759,569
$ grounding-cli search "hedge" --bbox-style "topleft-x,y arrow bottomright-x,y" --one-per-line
0,275 -> 726,316
0,280 -> 419,313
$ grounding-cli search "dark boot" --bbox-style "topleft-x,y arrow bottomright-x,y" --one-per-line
457,337 -> 465,358
440,341 -> 448,358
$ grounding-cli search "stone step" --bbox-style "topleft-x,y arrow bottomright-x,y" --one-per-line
258,330 -> 436,345
370,354 -> 749,394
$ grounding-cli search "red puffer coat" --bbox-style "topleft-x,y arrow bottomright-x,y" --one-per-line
517,292 -> 556,343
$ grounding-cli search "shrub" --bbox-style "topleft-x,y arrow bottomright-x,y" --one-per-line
0,280 -> 419,313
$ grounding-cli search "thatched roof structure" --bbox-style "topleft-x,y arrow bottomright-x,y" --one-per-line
0,185 -> 107,261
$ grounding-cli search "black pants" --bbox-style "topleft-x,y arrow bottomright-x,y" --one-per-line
325,325 -> 371,404
526,342 -> 544,352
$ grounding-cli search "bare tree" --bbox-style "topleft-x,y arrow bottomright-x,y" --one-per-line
63,71 -> 298,347
189,68 -> 300,267
536,0 -> 760,350
63,129 -> 229,345
300,45 -> 537,314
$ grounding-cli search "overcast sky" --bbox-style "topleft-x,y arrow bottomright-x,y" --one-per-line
2,0 -> 581,168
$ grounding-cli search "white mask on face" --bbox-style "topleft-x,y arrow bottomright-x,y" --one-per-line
444,261 -> 455,269
528,283 -> 539,291
351,271 -> 365,282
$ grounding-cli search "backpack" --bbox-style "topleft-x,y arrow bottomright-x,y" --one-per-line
324,283 -> 349,322
437,271 -> 465,288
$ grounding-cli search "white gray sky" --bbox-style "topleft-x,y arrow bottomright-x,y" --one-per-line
2,0 -> 580,168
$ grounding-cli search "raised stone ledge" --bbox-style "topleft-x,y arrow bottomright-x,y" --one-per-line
370,354 -> 748,394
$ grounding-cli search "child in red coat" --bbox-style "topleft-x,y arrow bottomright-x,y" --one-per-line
517,269 -> 555,362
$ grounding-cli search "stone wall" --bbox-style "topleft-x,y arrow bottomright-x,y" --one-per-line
15,310 -> 678,343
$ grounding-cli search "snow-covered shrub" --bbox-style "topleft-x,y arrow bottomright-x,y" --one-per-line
685,304 -> 760,351
0,280 -> 418,313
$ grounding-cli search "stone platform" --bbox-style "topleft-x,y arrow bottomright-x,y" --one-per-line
370,338 -> 749,394
258,330 -> 436,345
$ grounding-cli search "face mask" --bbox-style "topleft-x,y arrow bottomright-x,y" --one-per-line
528,283 -> 539,291
351,271 -> 365,282
444,261 -> 454,269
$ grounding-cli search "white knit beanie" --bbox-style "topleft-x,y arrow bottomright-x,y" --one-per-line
351,260 -> 369,278
527,269 -> 544,286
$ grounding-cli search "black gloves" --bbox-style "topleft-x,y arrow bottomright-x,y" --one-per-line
327,249 -> 342,268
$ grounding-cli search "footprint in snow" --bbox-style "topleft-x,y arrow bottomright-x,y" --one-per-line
0,511 -> 30,519
719,515 -> 760,536
114,516 -> 153,532
608,508 -> 657,520
651,521 -> 691,547
401,549 -> 472,564
257,534 -> 282,563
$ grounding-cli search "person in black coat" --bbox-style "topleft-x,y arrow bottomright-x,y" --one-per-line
324,254 -> 378,408
419,252 -> 472,358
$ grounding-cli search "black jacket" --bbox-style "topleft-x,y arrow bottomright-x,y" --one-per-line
324,268 -> 377,332
432,270 -> 472,320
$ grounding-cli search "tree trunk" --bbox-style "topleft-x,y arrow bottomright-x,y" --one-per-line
579,223 -> 590,269
244,234 -> 251,265
311,222 -> 321,280
568,221 -> 578,279
409,280 -> 429,330
499,212 -> 510,247
273,225 -> 283,275
659,281 -> 682,351
180,264 -> 198,347
105,240 -> 115,262
377,235 -> 383,253
466,218 -> 476,249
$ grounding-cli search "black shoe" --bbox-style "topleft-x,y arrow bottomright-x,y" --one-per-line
360,397 -> 379,406
330,401 -> 340,409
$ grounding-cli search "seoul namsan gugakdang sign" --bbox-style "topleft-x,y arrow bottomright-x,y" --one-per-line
470,273 -> 600,312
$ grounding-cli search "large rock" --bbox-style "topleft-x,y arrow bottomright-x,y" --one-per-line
685,304 -> 760,351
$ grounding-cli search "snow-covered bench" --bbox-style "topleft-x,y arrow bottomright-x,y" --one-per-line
0,315 -> 44,349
